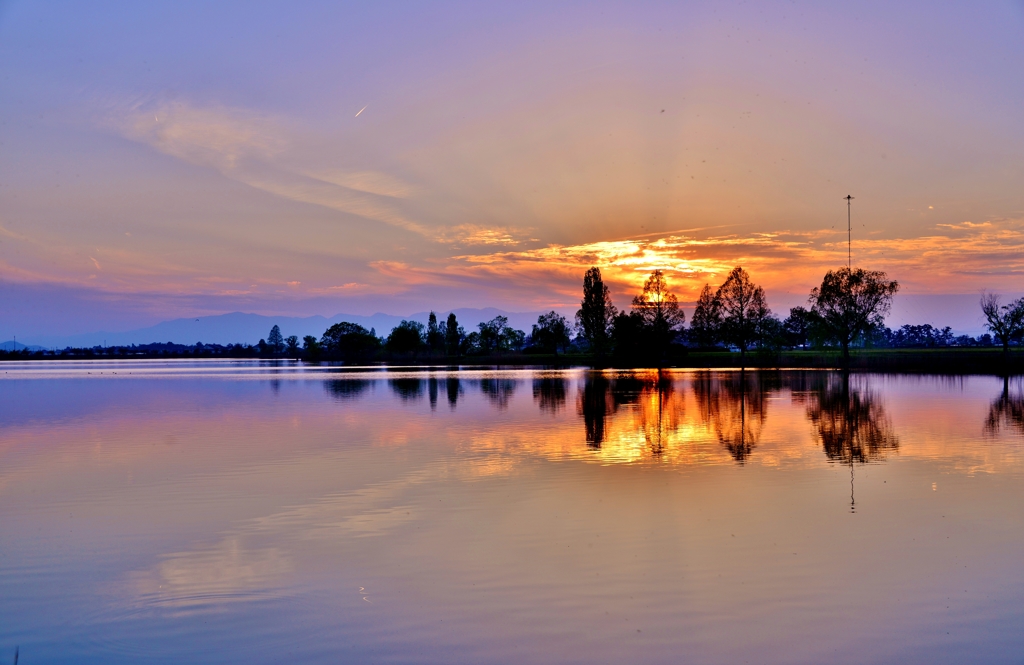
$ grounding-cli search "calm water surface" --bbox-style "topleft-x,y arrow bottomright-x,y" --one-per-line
2,361 -> 1024,664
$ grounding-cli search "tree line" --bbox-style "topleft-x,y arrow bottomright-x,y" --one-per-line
9,264 -> 1022,363
244,264 -> 1024,365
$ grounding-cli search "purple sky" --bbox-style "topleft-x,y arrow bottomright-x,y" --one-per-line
2,1 -> 1023,338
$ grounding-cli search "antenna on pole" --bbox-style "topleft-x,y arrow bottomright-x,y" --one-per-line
844,195 -> 854,269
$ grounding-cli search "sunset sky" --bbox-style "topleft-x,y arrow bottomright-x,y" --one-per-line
2,1 -> 1023,337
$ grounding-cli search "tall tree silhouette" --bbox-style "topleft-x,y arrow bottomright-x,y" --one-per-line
426,312 -> 445,353
575,267 -> 617,357
809,267 -> 899,362
631,270 -> 685,363
444,313 -> 463,357
689,284 -> 722,348
267,325 -> 285,355
715,267 -> 771,363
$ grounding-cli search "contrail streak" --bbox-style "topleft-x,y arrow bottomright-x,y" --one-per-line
355,105 -> 367,117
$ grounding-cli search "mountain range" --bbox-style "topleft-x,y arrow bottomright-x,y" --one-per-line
9,308 -> 553,349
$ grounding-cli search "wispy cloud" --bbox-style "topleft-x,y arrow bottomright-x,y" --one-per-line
115,101 -> 431,236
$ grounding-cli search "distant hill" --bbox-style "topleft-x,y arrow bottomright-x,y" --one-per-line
18,308 -> 556,349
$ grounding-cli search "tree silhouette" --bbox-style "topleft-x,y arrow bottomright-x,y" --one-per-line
302,335 -> 320,361
629,270 -> 685,364
715,267 -> 772,362
782,306 -> 813,348
285,335 -> 299,356
444,313 -> 463,357
267,325 -> 284,355
575,267 -> 617,357
532,312 -> 571,355
689,284 -> 721,349
321,322 -> 380,362
809,267 -> 899,362
387,320 -> 425,355
979,293 -> 1024,355
426,312 -> 445,353
478,316 -> 508,354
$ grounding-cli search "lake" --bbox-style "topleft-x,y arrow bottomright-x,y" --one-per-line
2,361 -> 1023,664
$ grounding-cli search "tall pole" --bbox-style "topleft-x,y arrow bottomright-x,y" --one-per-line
844,195 -> 854,269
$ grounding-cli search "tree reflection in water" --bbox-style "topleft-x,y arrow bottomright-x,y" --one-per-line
577,374 -> 614,448
389,378 -> 425,402
323,379 -> 372,401
576,372 -> 685,457
692,371 -> 770,464
802,372 -> 898,464
533,376 -> 569,415
985,376 -> 1024,436
446,376 -> 462,410
480,378 -> 517,410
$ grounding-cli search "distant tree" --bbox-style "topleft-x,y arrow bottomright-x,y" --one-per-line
611,311 -> 648,363
478,316 -> 509,354
257,338 -> 268,355
715,267 -> 771,361
285,335 -> 299,356
575,267 -> 617,357
809,267 -> 900,362
782,306 -> 814,348
689,284 -> 722,348
444,313 -> 463,356
426,312 -> 445,353
503,327 -> 526,352
532,311 -> 571,355
320,322 -> 380,362
302,335 -> 321,361
980,293 -> 1024,354
462,330 -> 482,355
267,325 -> 285,355
631,270 -> 685,362
387,320 -> 425,355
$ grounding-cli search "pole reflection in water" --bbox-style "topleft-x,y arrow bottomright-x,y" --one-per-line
797,372 -> 899,512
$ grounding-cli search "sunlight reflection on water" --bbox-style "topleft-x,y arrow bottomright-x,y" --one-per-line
1,362 -> 1023,664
